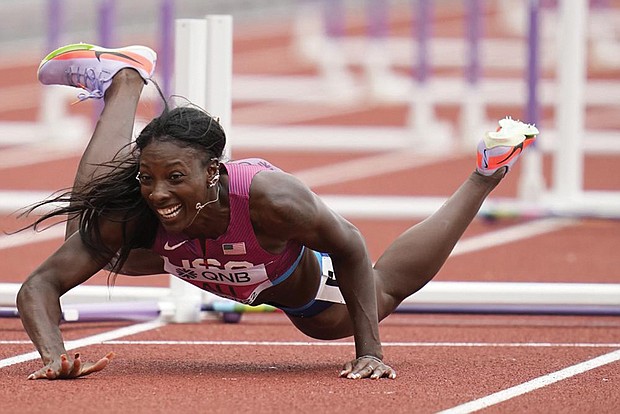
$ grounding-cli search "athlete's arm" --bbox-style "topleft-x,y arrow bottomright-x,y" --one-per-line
108,248 -> 165,276
66,213 -> 164,276
16,218 -> 126,379
250,171 -> 390,379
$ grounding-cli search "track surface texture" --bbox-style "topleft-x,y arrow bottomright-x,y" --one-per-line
1,2 -> 619,413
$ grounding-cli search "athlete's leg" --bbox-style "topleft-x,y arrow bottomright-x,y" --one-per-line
37,43 -> 156,238
373,117 -> 539,317
372,170 -> 503,316
289,170 -> 503,340
290,118 -> 539,340
65,71 -> 145,238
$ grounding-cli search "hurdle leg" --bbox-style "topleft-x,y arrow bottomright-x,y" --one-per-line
163,16 -> 233,323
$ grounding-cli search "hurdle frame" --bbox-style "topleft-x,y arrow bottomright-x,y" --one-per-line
292,0 -> 620,219
1,1 -> 619,321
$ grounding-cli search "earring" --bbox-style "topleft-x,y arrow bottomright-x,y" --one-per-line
208,171 -> 220,188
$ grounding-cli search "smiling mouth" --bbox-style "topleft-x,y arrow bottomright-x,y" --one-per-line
157,204 -> 182,219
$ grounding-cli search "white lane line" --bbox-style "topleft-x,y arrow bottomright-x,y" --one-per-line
296,151 -> 452,188
0,319 -> 166,368
437,348 -> 620,414
2,340 -> 614,348
0,226 -> 65,251
0,141 -> 81,169
451,217 -> 577,256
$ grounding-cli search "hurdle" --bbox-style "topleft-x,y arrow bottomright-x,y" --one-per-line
406,0 -> 454,151
514,0 -> 620,219
2,278 -> 620,323
0,12 -> 234,323
165,15 -> 234,322
2,1 -> 619,323
459,0 -> 487,148
289,0 -> 620,219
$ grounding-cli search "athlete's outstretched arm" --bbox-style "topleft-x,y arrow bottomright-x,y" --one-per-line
250,171 -> 395,379
17,219 -> 125,379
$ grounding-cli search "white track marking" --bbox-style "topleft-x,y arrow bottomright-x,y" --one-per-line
4,337 -> 615,409
296,151 -> 452,188
94,341 -> 620,348
2,337 -> 618,410
437,348 -> 620,414
0,226 -> 65,251
0,319 -> 165,368
3,340 -> 617,348
0,141 -> 82,168
451,217 -> 577,256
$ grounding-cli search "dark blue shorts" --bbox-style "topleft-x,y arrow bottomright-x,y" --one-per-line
276,299 -> 335,318
269,251 -> 338,318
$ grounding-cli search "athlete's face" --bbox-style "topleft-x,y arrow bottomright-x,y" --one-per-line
137,140 -> 213,233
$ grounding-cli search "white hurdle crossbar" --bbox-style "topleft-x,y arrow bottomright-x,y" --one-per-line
1,281 -> 619,313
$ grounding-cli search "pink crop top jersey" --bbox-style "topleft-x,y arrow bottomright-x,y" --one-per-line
151,158 -> 305,304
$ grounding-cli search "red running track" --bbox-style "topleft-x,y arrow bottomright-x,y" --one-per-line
1,3 -> 620,413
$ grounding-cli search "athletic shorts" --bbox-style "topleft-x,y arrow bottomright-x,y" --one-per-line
270,251 -> 345,318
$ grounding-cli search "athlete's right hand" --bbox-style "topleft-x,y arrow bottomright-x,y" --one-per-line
27,352 -> 115,380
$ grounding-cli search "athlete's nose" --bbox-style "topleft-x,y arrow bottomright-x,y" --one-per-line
149,180 -> 172,203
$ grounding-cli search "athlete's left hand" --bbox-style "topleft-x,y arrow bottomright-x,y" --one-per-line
340,355 -> 396,380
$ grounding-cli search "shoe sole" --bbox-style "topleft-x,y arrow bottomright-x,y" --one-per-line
484,127 -> 539,148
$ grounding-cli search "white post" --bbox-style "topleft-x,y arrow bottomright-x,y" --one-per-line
166,19 -> 209,323
174,19 -> 208,108
204,15 -> 233,160
553,0 -> 587,200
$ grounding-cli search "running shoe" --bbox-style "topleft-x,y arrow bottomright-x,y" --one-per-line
476,116 -> 539,176
37,43 -> 157,101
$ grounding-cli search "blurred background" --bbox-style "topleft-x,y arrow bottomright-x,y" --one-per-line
0,0 -> 619,296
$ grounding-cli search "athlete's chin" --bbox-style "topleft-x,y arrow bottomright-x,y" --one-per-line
160,222 -> 183,233
157,211 -> 189,233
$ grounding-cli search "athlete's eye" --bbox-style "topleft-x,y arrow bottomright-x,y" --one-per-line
169,172 -> 185,182
136,172 -> 152,185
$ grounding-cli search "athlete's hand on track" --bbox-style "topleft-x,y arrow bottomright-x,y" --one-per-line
27,352 -> 115,380
340,355 -> 396,380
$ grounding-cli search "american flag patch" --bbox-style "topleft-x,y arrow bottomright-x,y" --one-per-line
222,242 -> 246,255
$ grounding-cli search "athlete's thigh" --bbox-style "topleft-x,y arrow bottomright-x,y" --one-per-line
287,303 -> 354,340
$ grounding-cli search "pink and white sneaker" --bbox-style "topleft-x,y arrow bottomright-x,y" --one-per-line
476,116 -> 539,176
37,43 -> 157,101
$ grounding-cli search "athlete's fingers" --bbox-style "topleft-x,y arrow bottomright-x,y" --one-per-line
79,352 -> 115,377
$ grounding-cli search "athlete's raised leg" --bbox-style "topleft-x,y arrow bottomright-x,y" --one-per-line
373,117 -> 539,317
292,118 -> 539,340
37,43 -> 157,238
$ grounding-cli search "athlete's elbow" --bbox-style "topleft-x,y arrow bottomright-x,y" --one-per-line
17,274 -> 60,311
330,224 -> 369,263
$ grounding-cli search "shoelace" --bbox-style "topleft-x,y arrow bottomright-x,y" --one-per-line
65,67 -> 107,102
